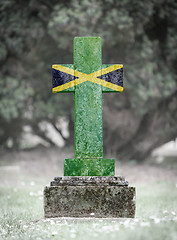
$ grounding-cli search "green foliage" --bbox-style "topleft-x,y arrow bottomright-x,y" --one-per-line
0,0 -> 176,149
0,77 -> 33,121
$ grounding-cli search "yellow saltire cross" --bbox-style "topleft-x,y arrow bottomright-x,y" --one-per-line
52,64 -> 123,93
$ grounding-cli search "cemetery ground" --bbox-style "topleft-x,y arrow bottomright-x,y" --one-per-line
0,147 -> 177,240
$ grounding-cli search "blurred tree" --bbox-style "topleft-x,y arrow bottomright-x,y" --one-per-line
0,0 -> 176,161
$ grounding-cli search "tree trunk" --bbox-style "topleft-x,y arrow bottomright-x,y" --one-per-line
103,90 -> 177,161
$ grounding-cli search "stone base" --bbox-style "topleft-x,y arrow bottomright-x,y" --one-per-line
44,177 -> 136,218
64,159 -> 115,176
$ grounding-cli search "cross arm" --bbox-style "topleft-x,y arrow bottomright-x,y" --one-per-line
100,64 -> 123,93
52,64 -> 123,93
52,64 -> 75,93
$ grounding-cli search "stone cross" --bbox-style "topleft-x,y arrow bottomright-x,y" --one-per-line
52,37 -> 123,176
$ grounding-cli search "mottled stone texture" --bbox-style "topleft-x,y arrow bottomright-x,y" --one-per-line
51,176 -> 128,186
51,37 -> 125,176
46,37 -> 135,218
44,177 -> 136,218
52,37 -> 124,176
74,37 -> 103,160
63,37 -> 121,176
64,158 -> 115,176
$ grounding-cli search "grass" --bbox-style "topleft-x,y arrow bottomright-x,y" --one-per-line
0,180 -> 177,240
0,148 -> 177,239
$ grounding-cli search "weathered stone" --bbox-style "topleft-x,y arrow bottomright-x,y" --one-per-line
45,37 -> 136,218
64,158 -> 115,176
51,176 -> 128,186
52,37 -> 124,176
44,176 -> 136,218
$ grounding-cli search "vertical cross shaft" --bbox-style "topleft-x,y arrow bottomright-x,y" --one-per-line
74,37 -> 103,159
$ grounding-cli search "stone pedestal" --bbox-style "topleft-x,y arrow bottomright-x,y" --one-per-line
44,176 -> 136,218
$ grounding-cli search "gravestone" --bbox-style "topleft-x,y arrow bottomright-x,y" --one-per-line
44,37 -> 136,218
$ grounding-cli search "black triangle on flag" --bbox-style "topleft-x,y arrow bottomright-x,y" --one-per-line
53,69 -> 79,88
97,68 -> 123,87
